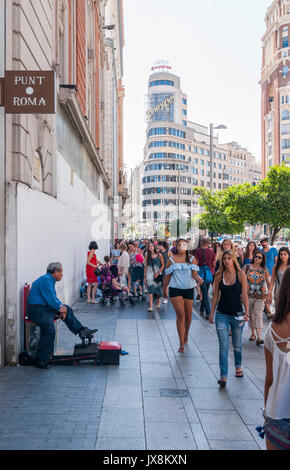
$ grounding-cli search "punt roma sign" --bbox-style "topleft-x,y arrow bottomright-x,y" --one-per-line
0,71 -> 55,114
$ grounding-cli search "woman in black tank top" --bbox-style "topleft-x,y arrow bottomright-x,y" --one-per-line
209,250 -> 249,387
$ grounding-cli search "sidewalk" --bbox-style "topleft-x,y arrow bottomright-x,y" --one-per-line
0,297 -> 268,450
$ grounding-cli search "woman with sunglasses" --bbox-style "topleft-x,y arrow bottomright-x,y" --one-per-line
243,251 -> 270,345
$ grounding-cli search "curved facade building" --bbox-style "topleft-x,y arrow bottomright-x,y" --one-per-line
142,64 -> 196,231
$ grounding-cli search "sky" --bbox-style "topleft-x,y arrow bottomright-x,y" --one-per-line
123,0 -> 272,171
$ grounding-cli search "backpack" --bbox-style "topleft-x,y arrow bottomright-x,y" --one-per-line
199,249 -> 213,284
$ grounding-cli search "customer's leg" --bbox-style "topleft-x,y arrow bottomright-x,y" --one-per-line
87,283 -> 92,302
62,305 -> 84,335
215,312 -> 230,379
230,317 -> 244,374
170,296 -> 186,352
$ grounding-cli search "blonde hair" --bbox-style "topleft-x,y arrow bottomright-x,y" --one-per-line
216,249 -> 241,278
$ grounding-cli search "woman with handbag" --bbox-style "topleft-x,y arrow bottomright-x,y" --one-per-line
163,239 -> 203,353
86,241 -> 101,304
144,242 -> 164,312
243,251 -> 270,345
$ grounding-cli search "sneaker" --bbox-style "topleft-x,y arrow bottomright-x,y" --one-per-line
162,299 -> 168,304
79,327 -> 98,339
147,307 -> 153,312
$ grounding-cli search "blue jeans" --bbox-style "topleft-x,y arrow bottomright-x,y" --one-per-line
28,304 -> 84,362
200,282 -> 210,316
215,311 -> 244,379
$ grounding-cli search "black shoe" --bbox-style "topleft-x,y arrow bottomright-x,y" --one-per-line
35,360 -> 50,369
218,379 -> 226,388
79,327 -> 98,339
205,315 -> 210,320
199,309 -> 204,316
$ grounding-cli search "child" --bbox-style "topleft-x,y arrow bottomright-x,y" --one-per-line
112,277 -> 130,295
131,278 -> 143,297
104,256 -> 110,266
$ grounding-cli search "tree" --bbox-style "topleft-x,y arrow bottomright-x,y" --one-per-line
193,188 -> 245,241
223,165 -> 290,244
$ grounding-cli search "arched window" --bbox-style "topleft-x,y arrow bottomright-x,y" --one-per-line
282,109 -> 290,120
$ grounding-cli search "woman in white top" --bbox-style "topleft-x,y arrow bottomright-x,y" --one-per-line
263,265 -> 290,450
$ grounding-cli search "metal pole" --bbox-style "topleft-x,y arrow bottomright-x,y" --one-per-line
210,123 -> 213,192
177,167 -> 180,238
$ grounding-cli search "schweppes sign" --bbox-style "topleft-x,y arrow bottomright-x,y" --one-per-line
147,95 -> 174,120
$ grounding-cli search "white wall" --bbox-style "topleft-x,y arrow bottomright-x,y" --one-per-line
17,152 -> 110,307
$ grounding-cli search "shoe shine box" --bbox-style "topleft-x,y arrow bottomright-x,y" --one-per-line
98,341 -> 122,365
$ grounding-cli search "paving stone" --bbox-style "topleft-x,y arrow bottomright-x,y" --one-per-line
208,439 -> 260,450
102,386 -> 142,408
188,387 -> 235,411
189,423 -> 210,450
98,408 -> 144,438
145,422 -> 197,450
141,363 -> 174,378
95,438 -> 146,450
144,397 -> 188,423
197,410 -> 254,441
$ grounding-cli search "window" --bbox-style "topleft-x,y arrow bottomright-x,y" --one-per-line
281,124 -> 290,134
282,109 -> 290,120
282,153 -> 290,163
283,37 -> 289,48
282,138 -> 290,149
182,98 -> 187,105
182,109 -> 187,115
149,80 -> 174,87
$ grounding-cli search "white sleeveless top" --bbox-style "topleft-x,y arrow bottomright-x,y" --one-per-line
264,322 -> 290,420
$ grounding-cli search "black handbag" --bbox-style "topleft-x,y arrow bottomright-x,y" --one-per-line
94,267 -> 101,277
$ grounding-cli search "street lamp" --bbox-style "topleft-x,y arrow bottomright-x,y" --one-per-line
177,166 -> 188,238
210,123 -> 227,192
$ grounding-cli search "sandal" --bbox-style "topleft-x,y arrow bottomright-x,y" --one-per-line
235,370 -> 244,378
249,335 -> 256,341
147,307 -> 153,312
178,346 -> 185,353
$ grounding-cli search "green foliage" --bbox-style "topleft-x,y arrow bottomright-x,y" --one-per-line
194,165 -> 290,244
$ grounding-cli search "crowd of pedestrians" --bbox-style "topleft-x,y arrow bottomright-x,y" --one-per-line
26,233 -> 290,450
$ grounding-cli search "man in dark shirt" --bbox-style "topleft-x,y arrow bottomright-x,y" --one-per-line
28,262 -> 97,369
194,238 -> 216,319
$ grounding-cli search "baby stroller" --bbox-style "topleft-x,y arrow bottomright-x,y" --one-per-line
99,265 -> 135,308
130,265 -> 146,301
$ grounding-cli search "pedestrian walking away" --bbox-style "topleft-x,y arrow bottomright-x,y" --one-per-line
259,237 -> 278,319
194,237 -> 216,319
144,242 -> 164,311
263,266 -> 290,451
209,250 -> 249,387
163,239 -> 203,353
266,247 -> 290,308
28,263 -> 98,369
243,251 -> 270,345
158,240 -> 170,304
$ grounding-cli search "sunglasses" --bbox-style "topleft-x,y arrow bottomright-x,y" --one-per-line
254,255 -> 263,259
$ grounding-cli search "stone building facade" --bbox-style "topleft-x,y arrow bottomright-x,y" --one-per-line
261,0 -> 290,177
0,0 -> 126,367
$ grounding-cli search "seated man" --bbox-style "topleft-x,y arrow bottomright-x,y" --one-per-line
28,262 -> 97,369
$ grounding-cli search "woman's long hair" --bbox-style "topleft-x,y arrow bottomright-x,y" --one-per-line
273,265 -> 290,324
216,249 -> 241,277
274,247 -> 290,280
244,241 -> 258,260
176,238 -> 191,264
146,242 -> 159,265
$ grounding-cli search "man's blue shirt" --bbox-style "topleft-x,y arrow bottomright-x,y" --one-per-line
28,273 -> 62,312
259,246 -> 278,275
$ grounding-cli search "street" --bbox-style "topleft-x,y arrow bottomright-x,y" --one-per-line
0,296 -> 267,450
